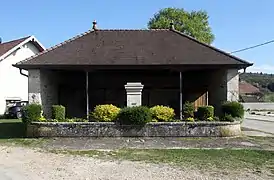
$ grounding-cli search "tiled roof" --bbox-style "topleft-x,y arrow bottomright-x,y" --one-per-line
0,36 -> 30,57
239,81 -> 261,94
15,29 -> 253,68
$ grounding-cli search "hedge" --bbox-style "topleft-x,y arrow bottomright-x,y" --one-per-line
52,105 -> 66,120
22,104 -> 42,123
221,101 -> 244,118
150,105 -> 175,122
117,106 -> 152,125
196,106 -> 214,121
91,104 -> 120,122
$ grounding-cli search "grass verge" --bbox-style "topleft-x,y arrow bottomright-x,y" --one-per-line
0,138 -> 48,147
50,148 -> 274,173
0,119 -> 26,138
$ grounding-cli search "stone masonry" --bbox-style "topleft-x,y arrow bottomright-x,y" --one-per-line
28,69 -> 58,118
27,121 -> 241,137
208,68 -> 239,115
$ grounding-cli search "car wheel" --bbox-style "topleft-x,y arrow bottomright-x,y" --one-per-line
16,112 -> 22,119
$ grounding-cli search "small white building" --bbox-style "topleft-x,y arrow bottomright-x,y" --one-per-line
0,36 -> 45,115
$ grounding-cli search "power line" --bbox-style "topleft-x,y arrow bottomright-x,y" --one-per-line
230,39 -> 274,54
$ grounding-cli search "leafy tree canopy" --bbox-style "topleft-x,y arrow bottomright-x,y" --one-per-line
148,8 -> 215,44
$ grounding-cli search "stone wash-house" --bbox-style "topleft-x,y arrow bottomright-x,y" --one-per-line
14,22 -> 253,119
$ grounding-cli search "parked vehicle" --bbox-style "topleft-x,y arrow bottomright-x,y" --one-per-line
5,101 -> 28,119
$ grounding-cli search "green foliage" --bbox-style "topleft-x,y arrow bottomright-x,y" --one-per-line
148,8 -> 215,44
91,104 -> 120,122
263,93 -> 274,102
47,118 -> 88,122
196,106 -> 214,121
150,105 -> 175,122
221,101 -> 244,118
220,114 -> 235,122
185,117 -> 195,122
22,104 -> 42,123
183,101 -> 195,118
52,105 -> 66,120
117,106 -> 152,125
240,72 -> 274,93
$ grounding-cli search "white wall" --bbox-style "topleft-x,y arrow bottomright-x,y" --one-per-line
0,42 -> 40,114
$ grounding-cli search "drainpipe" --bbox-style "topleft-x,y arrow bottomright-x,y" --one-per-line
19,68 -> 28,77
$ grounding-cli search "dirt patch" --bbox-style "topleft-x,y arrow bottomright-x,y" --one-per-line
0,145 -> 272,180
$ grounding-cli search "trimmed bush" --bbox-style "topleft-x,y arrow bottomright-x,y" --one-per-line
117,106 -> 152,125
22,104 -> 42,123
220,114 -> 234,122
221,101 -> 244,118
150,105 -> 175,122
52,105 -> 66,120
91,104 -> 120,122
196,106 -> 214,121
183,101 -> 194,118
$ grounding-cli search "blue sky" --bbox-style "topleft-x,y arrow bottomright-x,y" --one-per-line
2,0 -> 274,73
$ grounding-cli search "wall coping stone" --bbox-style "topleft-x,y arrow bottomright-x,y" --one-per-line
28,121 -> 241,137
31,121 -> 240,126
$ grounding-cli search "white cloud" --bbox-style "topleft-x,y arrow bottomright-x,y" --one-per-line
245,64 -> 274,74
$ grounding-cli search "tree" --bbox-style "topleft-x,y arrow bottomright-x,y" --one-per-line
148,8 -> 215,44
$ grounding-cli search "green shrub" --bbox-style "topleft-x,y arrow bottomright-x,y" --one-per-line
185,117 -> 195,122
221,101 -> 244,118
52,105 -> 66,120
117,106 -> 152,125
183,101 -> 194,118
91,104 -> 120,122
150,105 -> 175,122
47,118 -> 88,122
196,106 -> 214,121
220,114 -> 234,122
22,104 -> 42,123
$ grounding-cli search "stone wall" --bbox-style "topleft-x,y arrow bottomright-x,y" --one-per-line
27,122 -> 241,137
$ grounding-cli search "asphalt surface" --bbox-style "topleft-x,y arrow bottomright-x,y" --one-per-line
242,114 -> 274,135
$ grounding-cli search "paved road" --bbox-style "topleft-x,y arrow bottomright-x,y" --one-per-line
242,117 -> 274,135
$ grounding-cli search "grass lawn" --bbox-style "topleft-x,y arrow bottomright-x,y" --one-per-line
51,148 -> 274,174
0,119 -> 26,138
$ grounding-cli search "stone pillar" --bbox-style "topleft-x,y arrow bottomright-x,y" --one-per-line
28,69 -> 42,105
28,69 -> 58,118
124,82 -> 144,107
208,69 -> 239,115
227,69 -> 239,101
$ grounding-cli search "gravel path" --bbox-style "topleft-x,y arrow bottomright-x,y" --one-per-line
0,145 -> 271,180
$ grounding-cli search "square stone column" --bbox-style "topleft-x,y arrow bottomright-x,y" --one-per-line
28,69 -> 42,105
124,82 -> 144,107
227,69 -> 239,101
28,69 -> 58,118
208,69 -> 239,115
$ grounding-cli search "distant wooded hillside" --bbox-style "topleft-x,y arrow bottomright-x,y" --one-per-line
240,72 -> 274,92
